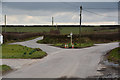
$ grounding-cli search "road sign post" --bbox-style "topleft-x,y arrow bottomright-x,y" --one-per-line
0,34 -> 3,44
70,32 -> 73,46
68,32 -> 73,46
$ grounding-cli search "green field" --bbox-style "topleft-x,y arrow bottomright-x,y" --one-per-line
2,27 -> 118,34
107,47 -> 120,64
2,44 -> 47,59
0,65 -> 12,74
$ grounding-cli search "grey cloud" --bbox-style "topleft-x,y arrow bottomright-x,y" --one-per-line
2,2 -> 118,11
2,2 -> 118,17
2,2 -> 118,25
2,0 -> 120,2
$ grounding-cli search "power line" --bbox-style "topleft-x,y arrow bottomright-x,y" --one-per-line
67,8 -> 118,18
83,8 -> 117,9
60,2 -> 79,8
60,2 -> 118,9
83,9 -> 118,18
60,2 -> 118,18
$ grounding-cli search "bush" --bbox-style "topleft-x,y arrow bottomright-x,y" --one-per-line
37,32 -> 119,44
49,29 -> 60,35
2,32 -> 43,43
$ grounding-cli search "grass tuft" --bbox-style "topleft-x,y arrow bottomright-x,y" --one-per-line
0,65 -> 12,74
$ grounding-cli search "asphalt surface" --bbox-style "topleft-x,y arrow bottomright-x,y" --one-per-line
1,59 -> 42,70
3,37 -> 119,78
10,36 -> 62,54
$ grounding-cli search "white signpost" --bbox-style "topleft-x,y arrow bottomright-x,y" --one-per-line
67,32 -> 73,45
0,34 -> 3,44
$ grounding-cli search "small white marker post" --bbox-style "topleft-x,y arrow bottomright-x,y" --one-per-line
0,34 -> 3,45
67,32 -> 73,46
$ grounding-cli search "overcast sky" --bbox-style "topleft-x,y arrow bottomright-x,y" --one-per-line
1,1 -> 119,25
2,0 -> 120,2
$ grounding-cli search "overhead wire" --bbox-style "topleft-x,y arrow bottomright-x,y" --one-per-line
82,9 -> 118,18
60,2 -> 118,18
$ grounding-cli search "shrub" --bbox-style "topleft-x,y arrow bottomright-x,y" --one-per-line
49,29 -> 60,35
2,32 -> 43,43
24,52 -> 27,55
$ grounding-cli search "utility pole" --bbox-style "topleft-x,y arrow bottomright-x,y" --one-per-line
4,15 -> 6,33
79,6 -> 82,46
52,17 -> 54,27
56,23 -> 58,30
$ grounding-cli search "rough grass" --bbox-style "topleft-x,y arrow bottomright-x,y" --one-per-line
107,47 -> 120,64
0,65 -> 12,74
2,44 -> 47,59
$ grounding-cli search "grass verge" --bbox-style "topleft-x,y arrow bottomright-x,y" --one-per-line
52,43 -> 94,48
2,44 -> 47,59
0,65 -> 12,74
107,47 -> 120,64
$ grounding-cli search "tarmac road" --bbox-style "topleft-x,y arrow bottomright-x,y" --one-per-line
10,36 -> 62,55
3,37 -> 119,78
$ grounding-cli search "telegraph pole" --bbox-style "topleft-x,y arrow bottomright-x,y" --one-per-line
4,15 -> 6,33
52,17 -> 54,27
79,6 -> 82,46
56,23 -> 58,30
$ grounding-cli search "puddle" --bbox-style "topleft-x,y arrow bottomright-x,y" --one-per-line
103,60 -> 119,68
96,58 -> 120,78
